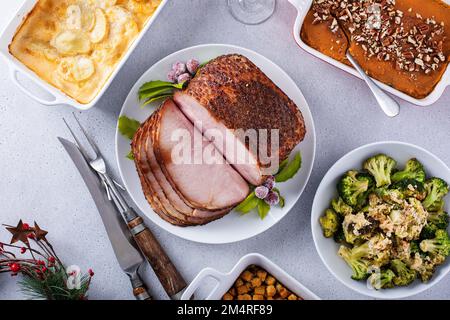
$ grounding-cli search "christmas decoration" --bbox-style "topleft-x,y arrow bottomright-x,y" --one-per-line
0,220 -> 93,300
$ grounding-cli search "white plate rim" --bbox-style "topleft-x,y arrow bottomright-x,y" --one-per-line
311,140 -> 450,299
115,43 -> 316,244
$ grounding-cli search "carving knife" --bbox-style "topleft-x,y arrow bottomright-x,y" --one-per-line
58,137 -> 151,300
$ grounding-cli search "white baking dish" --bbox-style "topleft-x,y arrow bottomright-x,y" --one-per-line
0,0 -> 168,110
288,0 -> 450,106
181,253 -> 320,300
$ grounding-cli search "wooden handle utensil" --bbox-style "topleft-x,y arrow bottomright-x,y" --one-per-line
127,214 -> 187,298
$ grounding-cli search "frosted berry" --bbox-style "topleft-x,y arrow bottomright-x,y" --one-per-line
255,186 -> 269,199
186,59 -> 200,75
20,247 -> 26,254
48,256 -> 56,264
167,70 -> 177,83
264,191 -> 280,206
263,176 -> 275,190
88,269 -> 95,277
177,73 -> 192,84
172,61 -> 187,77
22,223 -> 30,230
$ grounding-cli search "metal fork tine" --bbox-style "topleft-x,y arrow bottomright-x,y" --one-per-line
63,118 -> 91,161
72,113 -> 101,156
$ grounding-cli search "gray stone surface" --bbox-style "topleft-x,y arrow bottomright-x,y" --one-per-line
0,0 -> 449,300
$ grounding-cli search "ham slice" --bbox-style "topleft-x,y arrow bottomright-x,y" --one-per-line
132,113 -> 231,226
174,54 -> 306,186
153,99 -> 249,211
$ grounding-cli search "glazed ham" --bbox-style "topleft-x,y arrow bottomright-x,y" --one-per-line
174,54 -> 306,185
131,54 -> 306,227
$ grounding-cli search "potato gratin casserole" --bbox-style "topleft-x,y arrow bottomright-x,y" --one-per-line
9,0 -> 162,104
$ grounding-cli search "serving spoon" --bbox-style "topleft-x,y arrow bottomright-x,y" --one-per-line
346,53 -> 400,117
335,18 -> 400,117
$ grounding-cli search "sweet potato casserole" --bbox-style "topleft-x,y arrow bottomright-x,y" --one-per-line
9,0 -> 161,104
301,0 -> 450,99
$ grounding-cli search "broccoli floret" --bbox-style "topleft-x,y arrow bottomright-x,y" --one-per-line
410,240 -> 421,255
363,154 -> 397,187
391,158 -> 426,183
420,229 -> 450,257
390,259 -> 416,286
427,200 -> 445,212
375,187 -> 404,204
391,179 -> 426,200
422,178 -> 449,211
411,252 -> 445,283
337,171 -> 372,207
421,223 -> 439,239
319,209 -> 340,238
333,227 -> 346,244
338,246 -> 371,280
428,211 -> 449,229
368,269 -> 395,289
331,197 -> 353,216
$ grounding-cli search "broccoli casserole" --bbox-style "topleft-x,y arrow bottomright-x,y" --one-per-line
320,154 -> 450,289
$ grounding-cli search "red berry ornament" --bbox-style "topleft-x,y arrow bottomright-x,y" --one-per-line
10,263 -> 20,273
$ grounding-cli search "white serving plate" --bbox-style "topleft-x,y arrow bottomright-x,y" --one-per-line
288,0 -> 450,106
115,44 -> 316,244
0,0 -> 168,110
181,253 -> 320,300
311,141 -> 450,299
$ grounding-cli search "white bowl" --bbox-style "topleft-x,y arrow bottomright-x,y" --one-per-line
311,141 -> 450,299
181,253 -> 320,300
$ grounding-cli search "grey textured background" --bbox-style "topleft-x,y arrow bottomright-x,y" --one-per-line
0,0 -> 449,300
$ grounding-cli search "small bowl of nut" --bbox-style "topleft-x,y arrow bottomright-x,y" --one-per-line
181,253 -> 320,300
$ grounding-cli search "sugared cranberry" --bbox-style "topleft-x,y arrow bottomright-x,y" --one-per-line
264,191 -> 280,206
255,186 -> 269,199
186,59 -> 200,75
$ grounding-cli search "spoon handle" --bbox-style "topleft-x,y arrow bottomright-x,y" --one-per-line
346,53 -> 400,117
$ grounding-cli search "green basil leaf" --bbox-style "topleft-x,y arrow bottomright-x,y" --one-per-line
277,158 -> 289,174
142,94 -> 174,107
126,150 -> 135,160
272,187 -> 285,208
118,116 -> 140,140
257,199 -> 271,219
235,192 -> 259,214
139,80 -> 183,93
275,152 -> 302,183
139,87 -> 174,101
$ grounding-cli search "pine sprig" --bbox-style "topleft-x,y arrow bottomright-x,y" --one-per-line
0,220 -> 93,300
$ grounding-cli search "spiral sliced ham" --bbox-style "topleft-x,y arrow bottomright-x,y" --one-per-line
132,99 -> 249,226
131,54 -> 306,227
174,54 -> 306,185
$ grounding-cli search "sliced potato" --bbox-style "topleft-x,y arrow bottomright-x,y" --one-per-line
52,30 -> 92,55
80,2 -> 96,31
72,56 -> 95,81
90,0 -> 117,9
66,5 -> 82,30
57,56 -> 95,82
28,42 -> 59,62
90,8 -> 108,43
106,6 -> 139,38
